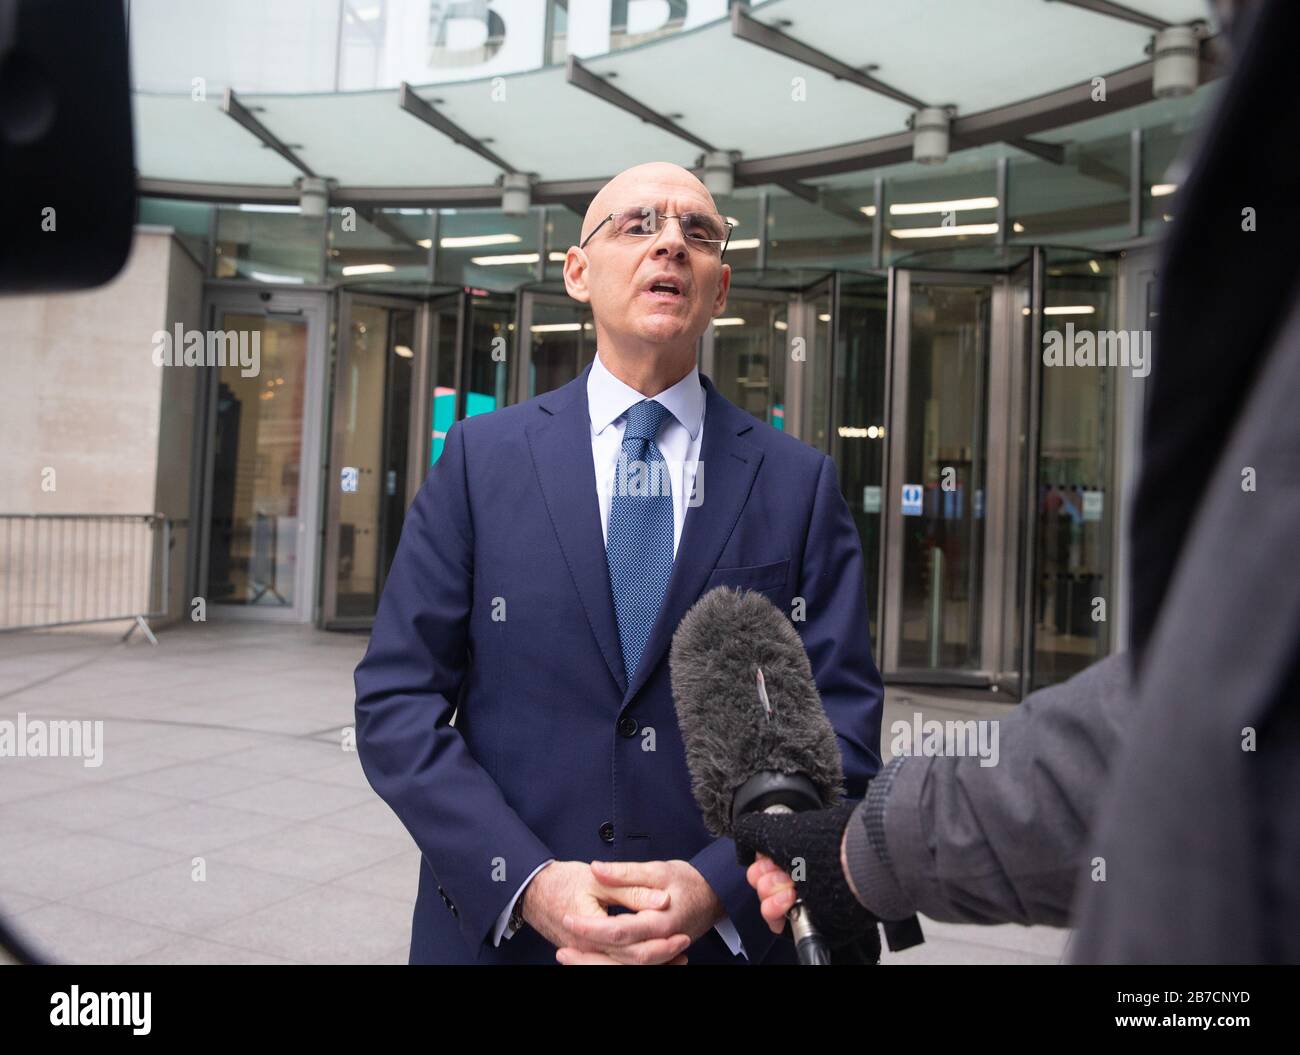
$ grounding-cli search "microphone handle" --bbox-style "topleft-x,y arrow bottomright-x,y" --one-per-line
763,804 -> 833,965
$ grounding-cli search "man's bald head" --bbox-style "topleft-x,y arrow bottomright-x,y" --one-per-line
564,159 -> 731,387
581,162 -> 719,243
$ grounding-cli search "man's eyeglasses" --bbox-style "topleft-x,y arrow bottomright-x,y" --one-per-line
580,205 -> 734,256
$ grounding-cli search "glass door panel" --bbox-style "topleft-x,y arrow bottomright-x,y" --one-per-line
710,294 -> 788,429
430,292 -> 462,467
206,313 -> 309,609
885,275 -> 992,676
463,293 -> 514,418
833,273 -> 889,652
1031,252 -> 1118,687
805,279 -> 834,453
522,293 -> 595,398
324,296 -> 416,626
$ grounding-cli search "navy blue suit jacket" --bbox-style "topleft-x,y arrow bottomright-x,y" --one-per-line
353,362 -> 884,964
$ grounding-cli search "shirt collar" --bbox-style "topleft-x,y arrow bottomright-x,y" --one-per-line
587,349 -> 704,440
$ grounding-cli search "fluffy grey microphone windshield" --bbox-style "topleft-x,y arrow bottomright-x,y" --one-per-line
669,586 -> 845,836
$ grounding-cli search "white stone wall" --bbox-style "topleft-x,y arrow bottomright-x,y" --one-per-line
0,229 -> 204,629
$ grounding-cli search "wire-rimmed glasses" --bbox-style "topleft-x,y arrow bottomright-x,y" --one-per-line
580,204 -> 734,256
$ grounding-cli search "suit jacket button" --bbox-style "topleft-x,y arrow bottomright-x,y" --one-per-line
617,716 -> 638,738
599,821 -> 615,843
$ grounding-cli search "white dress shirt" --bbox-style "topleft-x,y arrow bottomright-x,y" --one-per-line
492,350 -> 747,959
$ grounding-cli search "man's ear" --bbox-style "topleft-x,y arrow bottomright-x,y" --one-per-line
712,262 -> 731,313
563,246 -> 592,303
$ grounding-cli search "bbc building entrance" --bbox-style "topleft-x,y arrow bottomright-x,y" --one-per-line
113,0 -> 1217,701
186,241 -> 1151,699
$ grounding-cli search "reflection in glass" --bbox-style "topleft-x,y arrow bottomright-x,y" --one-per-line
807,286 -> 833,453
430,296 -> 461,466
330,303 -> 415,621
436,207 -> 537,289
528,300 -> 595,398
1009,135 -> 1131,246
768,191 -> 872,270
465,296 -> 513,416
898,284 -> 990,670
834,275 -> 888,650
710,299 -> 787,429
1032,255 -> 1116,687
207,314 -> 307,607
885,163 -> 998,267
328,208 -> 431,284
214,207 -> 324,284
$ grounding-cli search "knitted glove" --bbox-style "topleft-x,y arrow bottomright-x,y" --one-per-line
733,802 -> 877,949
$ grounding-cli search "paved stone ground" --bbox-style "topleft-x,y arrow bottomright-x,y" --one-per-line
0,621 -> 1069,965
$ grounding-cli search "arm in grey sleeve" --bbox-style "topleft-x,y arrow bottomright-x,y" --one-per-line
843,653 -> 1132,926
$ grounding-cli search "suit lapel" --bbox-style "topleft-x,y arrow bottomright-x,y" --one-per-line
524,365 -> 764,706
525,362 -> 628,696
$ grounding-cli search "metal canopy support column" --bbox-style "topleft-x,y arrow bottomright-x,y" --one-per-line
996,157 -> 1009,246
731,6 -> 1063,168
1019,247 -> 1047,693
1129,127 -> 1144,237
565,55 -> 839,207
871,178 -> 884,269
1048,0 -> 1170,31
397,82 -> 520,175
565,55 -> 715,152
220,89 -> 316,177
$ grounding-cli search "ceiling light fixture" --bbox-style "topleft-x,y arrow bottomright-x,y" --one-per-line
891,223 -> 998,239
441,233 -> 523,248
890,196 -> 998,216
501,173 -> 532,217
1152,25 -> 1200,98
911,107 -> 950,165
701,151 -> 735,196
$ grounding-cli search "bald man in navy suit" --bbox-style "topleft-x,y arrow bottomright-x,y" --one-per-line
354,161 -> 883,964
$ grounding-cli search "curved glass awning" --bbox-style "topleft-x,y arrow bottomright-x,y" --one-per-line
130,0 -> 1215,203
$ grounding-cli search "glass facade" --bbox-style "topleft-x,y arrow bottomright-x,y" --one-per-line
142,80 -> 1213,692
709,293 -> 788,431
1032,250 -> 1118,688
526,297 -> 596,399
205,313 -> 309,608
136,197 -> 212,264
884,161 -> 1000,268
897,281 -> 991,672
834,274 -> 889,649
436,207 -> 539,290
328,299 -> 415,623
768,191 -> 872,270
214,206 -> 325,284
1009,134 -> 1132,246
328,208 -> 432,285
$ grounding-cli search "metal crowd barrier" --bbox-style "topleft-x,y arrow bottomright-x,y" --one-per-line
0,514 -> 172,643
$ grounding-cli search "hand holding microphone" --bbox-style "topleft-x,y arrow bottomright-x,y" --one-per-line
735,803 -> 876,945
669,585 -> 877,964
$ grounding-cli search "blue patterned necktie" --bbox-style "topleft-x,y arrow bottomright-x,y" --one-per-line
606,398 -> 675,684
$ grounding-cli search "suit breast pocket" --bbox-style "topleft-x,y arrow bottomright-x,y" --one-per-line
703,557 -> 790,596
